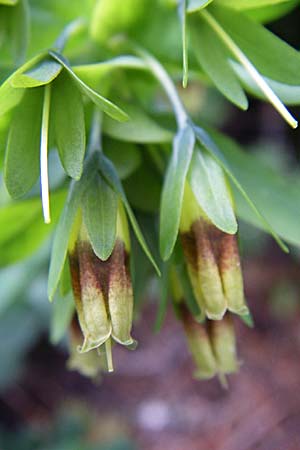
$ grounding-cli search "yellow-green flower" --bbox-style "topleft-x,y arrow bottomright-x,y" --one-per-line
180,182 -> 248,320
67,316 -> 105,379
68,201 -> 135,370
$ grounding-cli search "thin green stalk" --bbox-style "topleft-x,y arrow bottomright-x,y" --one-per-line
88,108 -> 103,154
180,0 -> 189,88
54,18 -> 87,53
40,84 -> 51,224
200,9 -> 298,129
136,46 -> 188,129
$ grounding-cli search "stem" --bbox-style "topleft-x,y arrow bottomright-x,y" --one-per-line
136,47 -> 188,128
105,338 -> 114,372
201,9 -> 298,129
180,0 -> 189,88
54,18 -> 87,53
40,84 -> 51,224
88,108 -> 103,154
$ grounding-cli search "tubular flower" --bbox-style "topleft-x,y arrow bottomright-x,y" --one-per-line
176,301 -> 239,381
67,316 -> 105,379
68,201 -> 136,370
180,182 -> 248,320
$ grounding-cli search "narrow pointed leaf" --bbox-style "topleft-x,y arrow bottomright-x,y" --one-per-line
4,88 -> 43,198
193,124 -> 288,252
11,59 -> 62,88
49,50 -> 129,122
154,260 -> 171,332
187,0 -> 214,12
0,53 -> 46,116
160,123 -> 195,261
191,16 -> 248,109
51,70 -> 86,180
211,130 -> 300,248
50,291 -> 75,344
97,153 -> 161,275
8,0 -> 29,65
232,61 -> 300,106
82,173 -> 118,261
210,3 -> 300,85
188,146 -> 237,234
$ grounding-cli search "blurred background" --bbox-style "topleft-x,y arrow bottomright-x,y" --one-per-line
1,6 -> 300,450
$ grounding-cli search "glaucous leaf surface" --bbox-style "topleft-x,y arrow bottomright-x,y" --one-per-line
188,145 -> 237,234
51,70 -> 86,180
160,123 -> 195,260
4,87 -> 43,198
82,173 -> 118,261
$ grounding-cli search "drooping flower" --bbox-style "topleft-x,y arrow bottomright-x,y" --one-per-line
68,201 -> 136,370
180,182 -> 248,320
67,316 -> 105,379
175,298 -> 239,381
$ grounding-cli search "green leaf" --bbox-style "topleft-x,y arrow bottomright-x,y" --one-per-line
193,124 -> 289,252
0,190 -> 66,266
0,0 -> 18,5
4,87 -> 43,198
103,103 -> 173,143
48,181 -> 84,301
160,123 -> 195,261
49,50 -> 129,122
73,56 -> 145,91
97,152 -> 161,275
191,16 -> 248,109
217,0 -> 294,9
210,131 -> 300,248
59,258 -> 72,297
104,139 -> 141,179
7,0 -> 29,65
187,0 -> 214,12
82,173 -> 118,261
210,3 -> 300,85
154,260 -> 171,332
10,59 -> 62,88
51,70 -> 86,180
0,52 -> 46,117
188,145 -> 237,234
245,1 -> 298,23
231,61 -> 300,106
50,291 -> 74,344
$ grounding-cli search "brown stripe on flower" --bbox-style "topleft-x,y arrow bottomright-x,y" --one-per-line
217,233 -> 248,316
193,219 -> 227,320
69,247 -> 81,301
77,238 -> 111,352
108,239 -> 134,346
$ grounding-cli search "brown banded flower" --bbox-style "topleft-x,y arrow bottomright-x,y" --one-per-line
180,182 -> 248,320
67,316 -> 105,379
175,300 -> 239,381
68,201 -> 136,371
